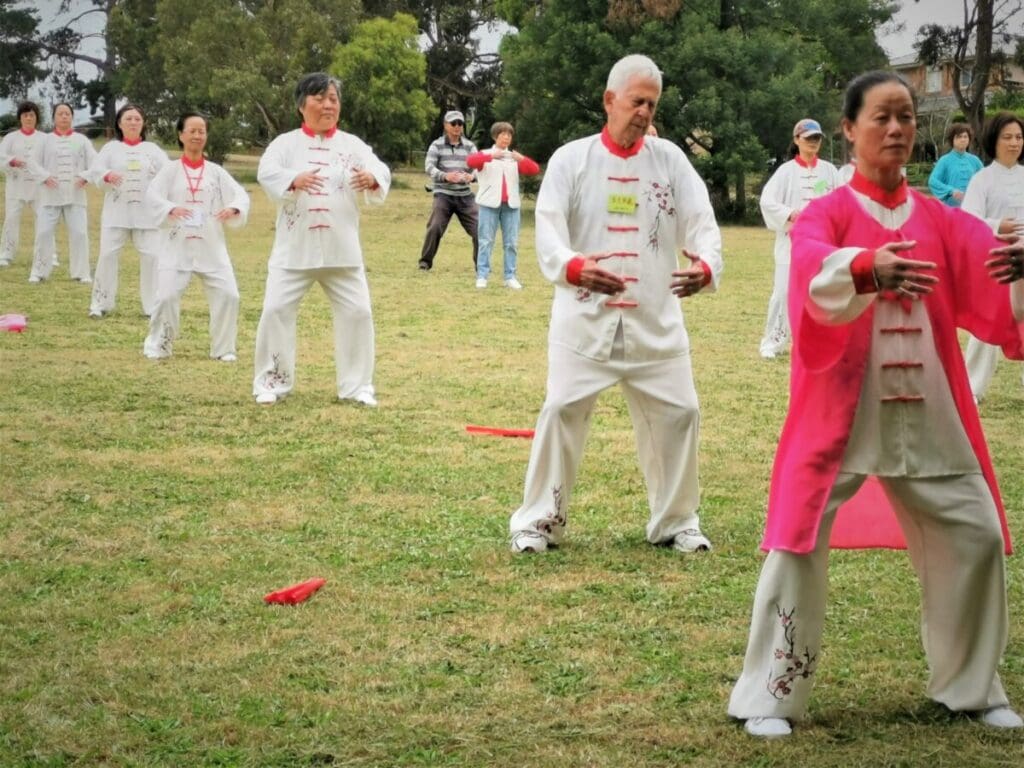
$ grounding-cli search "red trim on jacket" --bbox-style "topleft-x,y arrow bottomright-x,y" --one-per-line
122,138 -> 142,146
566,257 -> 585,286
601,126 -> 644,158
849,170 -> 908,209
301,123 -> 337,139
181,155 -> 205,169
794,155 -> 818,169
850,249 -> 878,294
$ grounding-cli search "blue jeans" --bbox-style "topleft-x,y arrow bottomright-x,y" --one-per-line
476,203 -> 520,281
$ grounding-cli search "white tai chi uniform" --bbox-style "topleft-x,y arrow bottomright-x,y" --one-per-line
758,157 -> 839,357
30,130 -> 98,282
508,130 -> 723,547
729,184 -> 1024,722
253,125 -> 390,402
143,158 -> 250,360
0,128 -> 44,266
961,162 -> 1024,399
88,139 -> 168,315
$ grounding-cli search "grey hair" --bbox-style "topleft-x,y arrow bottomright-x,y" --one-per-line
294,72 -> 342,114
606,54 -> 662,94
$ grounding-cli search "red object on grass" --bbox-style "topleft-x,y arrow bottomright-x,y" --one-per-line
264,578 -> 326,605
465,424 -> 535,439
0,314 -> 27,332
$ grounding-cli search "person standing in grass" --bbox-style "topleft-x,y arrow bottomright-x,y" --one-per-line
508,54 -> 723,555
729,71 -> 1024,738
29,103 -> 97,284
959,112 -> 1024,403
252,72 -> 390,407
928,122 -> 983,208
758,118 -> 839,359
88,104 -> 169,317
466,121 -> 540,290
0,101 -> 44,268
142,112 -> 249,362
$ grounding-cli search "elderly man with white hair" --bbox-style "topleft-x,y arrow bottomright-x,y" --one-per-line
508,54 -> 724,554
253,72 -> 391,406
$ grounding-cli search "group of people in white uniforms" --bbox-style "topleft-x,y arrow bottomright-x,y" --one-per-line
143,112 -> 250,362
757,118 -> 840,358
960,111 -> 1024,400
509,55 -> 723,556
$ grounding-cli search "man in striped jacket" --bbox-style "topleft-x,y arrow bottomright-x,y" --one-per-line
418,110 -> 478,271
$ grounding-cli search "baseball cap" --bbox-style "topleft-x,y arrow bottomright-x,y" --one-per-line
793,118 -> 823,138
444,110 -> 465,124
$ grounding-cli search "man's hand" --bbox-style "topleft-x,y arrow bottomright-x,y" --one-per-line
577,254 -> 627,295
872,240 -> 937,297
988,235 -> 1024,284
671,250 -> 707,298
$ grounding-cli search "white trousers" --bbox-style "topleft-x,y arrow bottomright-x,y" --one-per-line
252,266 -> 375,400
144,266 -> 240,359
759,261 -> 790,357
31,204 -> 90,281
90,227 -> 159,315
965,335 -> 1024,399
1,195 -> 36,264
509,343 -> 702,545
728,472 -> 1009,721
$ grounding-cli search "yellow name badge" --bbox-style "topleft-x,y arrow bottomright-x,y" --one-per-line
126,159 -> 142,171
607,193 -> 637,214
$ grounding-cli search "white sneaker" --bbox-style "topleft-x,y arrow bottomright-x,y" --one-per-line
217,353 -> 237,363
504,278 -> 523,290
476,277 -> 487,289
75,277 -> 92,284
510,531 -> 548,553
88,309 -> 104,318
143,350 -> 169,360
27,276 -> 41,283
672,528 -> 712,552
350,391 -> 378,407
255,392 -> 278,405
979,706 -> 1024,728
744,717 -> 791,738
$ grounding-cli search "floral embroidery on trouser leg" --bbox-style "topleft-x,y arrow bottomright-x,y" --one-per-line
767,604 -> 818,700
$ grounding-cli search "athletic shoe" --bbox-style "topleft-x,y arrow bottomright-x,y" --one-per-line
350,391 -> 378,407
418,260 -> 431,271
510,531 -> 548,553
256,393 -> 278,405
979,706 -> 1023,728
218,353 -> 237,363
476,278 -> 487,289
27,276 -> 41,283
504,278 -> 523,290
744,717 -> 792,738
672,528 -> 712,552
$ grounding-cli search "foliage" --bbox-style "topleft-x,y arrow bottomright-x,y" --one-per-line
495,0 -> 895,218
0,0 -> 45,100
332,13 -> 435,164
0,171 -> 1022,765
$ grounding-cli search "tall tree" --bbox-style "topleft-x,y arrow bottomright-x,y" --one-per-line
332,13 -> 435,163
0,0 -> 44,101
495,0 -> 895,218
914,0 -> 1023,145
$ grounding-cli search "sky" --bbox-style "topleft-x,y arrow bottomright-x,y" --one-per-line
4,1 -> 1022,121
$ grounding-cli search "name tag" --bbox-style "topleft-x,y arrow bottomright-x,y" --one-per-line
126,159 -> 142,171
607,193 -> 637,214
184,208 -> 205,228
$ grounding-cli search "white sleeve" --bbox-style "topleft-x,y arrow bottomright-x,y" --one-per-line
807,246 -> 877,325
218,165 -> 250,228
760,163 -> 794,233
534,146 -> 582,287
257,134 -> 299,202
961,171 -> 1000,232
144,163 -> 176,226
674,154 -> 723,291
354,137 -> 390,204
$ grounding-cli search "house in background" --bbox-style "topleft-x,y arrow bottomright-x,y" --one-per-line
890,51 -> 1024,160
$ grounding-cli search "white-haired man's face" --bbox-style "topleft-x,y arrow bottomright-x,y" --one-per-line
603,74 -> 659,149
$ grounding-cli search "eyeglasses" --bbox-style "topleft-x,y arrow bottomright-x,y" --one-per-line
449,121 -> 464,127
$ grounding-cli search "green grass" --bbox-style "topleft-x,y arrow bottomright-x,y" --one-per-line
1,167 -> 1022,767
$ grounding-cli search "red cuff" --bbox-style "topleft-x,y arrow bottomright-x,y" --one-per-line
103,172 -> 114,182
566,256 -> 585,286
466,152 -> 491,170
850,249 -> 878,294
699,259 -> 712,287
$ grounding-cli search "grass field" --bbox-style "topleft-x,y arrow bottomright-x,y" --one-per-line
1,166 -> 1023,767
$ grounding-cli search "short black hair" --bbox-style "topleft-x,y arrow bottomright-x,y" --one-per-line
946,122 -> 972,146
294,72 -> 342,118
175,111 -> 207,148
842,71 -> 916,124
982,111 -> 1024,162
114,103 -> 147,142
16,100 -> 40,123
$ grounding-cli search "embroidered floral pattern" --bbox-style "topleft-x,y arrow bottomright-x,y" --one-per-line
575,286 -> 593,303
766,604 -> 817,700
282,201 -> 300,231
263,353 -> 291,390
155,321 -> 174,355
643,180 -> 676,250
532,485 -> 566,536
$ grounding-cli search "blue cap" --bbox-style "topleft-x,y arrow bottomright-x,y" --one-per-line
793,118 -> 823,138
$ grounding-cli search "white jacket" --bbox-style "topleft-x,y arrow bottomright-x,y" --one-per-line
474,148 -> 524,209
760,157 -> 839,265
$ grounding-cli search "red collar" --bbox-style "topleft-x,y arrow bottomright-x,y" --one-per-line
122,138 -> 142,146
19,128 -> 36,136
181,155 -> 205,169
849,170 -> 908,209
301,123 -> 337,139
53,129 -> 74,137
794,155 -> 818,169
601,126 -> 645,158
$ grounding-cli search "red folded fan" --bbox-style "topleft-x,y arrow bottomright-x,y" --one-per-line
465,424 -> 535,438
0,314 -> 27,333
264,577 -> 326,605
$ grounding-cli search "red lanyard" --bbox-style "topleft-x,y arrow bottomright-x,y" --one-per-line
181,158 -> 205,203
